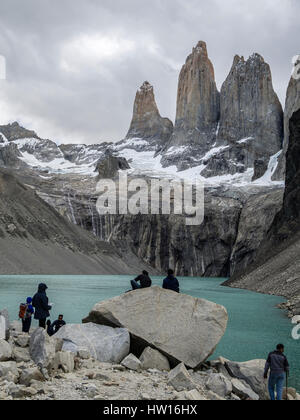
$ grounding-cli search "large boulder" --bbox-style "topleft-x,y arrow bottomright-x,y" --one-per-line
0,309 -> 10,340
29,328 -> 61,369
55,323 -> 130,364
0,340 -> 12,361
225,360 -> 268,400
83,286 -> 228,368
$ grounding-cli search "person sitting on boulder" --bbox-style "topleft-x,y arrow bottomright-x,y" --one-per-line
51,314 -> 66,334
32,283 -> 52,329
162,269 -> 180,293
130,271 -> 152,290
264,344 -> 290,401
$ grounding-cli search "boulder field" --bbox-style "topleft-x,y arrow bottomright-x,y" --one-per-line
0,289 -> 298,401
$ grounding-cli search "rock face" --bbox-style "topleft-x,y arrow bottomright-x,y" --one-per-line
55,323 -> 130,364
202,54 -> 283,178
229,189 -> 283,276
29,328 -> 60,369
218,54 -> 283,157
226,110 -> 300,305
162,41 -> 220,170
83,286 -> 228,368
103,194 -> 243,277
0,143 -> 22,168
273,66 -> 300,180
161,46 -> 283,177
126,81 -> 173,148
172,41 -> 220,150
0,122 -> 39,142
0,168 -> 148,275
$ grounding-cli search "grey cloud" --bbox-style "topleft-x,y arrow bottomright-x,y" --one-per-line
0,0 -> 299,144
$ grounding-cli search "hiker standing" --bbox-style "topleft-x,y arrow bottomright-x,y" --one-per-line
130,271 -> 152,290
162,269 -> 180,293
32,283 -> 52,329
264,344 -> 290,401
51,315 -> 66,335
19,297 -> 34,333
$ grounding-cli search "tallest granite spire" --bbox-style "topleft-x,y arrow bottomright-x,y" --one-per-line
171,41 -> 220,150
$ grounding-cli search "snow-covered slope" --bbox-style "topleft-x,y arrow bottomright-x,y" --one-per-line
0,125 -> 284,188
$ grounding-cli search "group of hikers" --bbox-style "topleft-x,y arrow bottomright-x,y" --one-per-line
18,275 -> 290,401
130,269 -> 180,293
19,283 -> 65,337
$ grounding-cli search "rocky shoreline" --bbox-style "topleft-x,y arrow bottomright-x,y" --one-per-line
1,289 -> 299,401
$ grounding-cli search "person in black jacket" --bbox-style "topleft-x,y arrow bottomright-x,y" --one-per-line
130,271 -> 152,290
51,315 -> 66,335
162,269 -> 180,293
32,283 -> 52,329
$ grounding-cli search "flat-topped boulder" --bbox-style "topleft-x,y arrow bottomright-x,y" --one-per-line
83,286 -> 228,368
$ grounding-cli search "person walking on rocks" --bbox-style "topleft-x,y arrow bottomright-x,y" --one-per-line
20,297 -> 34,333
32,283 -> 52,329
130,271 -> 152,290
264,344 -> 290,401
162,269 -> 180,293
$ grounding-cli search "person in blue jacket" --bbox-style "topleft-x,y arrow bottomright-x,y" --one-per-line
32,283 -> 52,329
22,297 -> 34,333
162,269 -> 180,293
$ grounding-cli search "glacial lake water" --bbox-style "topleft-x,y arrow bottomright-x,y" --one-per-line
0,275 -> 299,392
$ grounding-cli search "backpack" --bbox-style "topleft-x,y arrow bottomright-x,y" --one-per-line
19,303 -> 28,320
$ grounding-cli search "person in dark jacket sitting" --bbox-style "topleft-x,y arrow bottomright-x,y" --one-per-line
264,344 -> 290,401
130,271 -> 152,290
32,283 -> 52,329
46,320 -> 54,336
162,269 -> 180,293
51,315 -> 66,335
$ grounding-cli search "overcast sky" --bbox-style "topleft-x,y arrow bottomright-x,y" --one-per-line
0,0 -> 299,144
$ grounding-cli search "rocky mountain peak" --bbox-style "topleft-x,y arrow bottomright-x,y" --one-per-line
138,81 -> 154,94
192,41 -> 208,57
217,52 -> 283,159
0,122 -> 40,142
169,41 -> 220,150
125,81 -> 173,146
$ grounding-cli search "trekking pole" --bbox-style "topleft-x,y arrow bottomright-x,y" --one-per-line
286,371 -> 288,401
